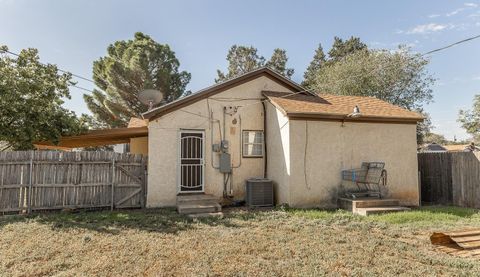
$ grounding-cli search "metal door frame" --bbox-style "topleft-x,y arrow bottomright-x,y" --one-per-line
177,129 -> 205,194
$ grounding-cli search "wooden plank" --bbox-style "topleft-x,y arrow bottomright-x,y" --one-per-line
115,188 -> 142,206
451,235 -> 480,243
0,150 -> 146,213
446,230 -> 480,237
457,240 -> 480,249
116,165 -> 143,184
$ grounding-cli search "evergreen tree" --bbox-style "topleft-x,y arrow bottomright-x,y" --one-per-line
327,36 -> 368,62
84,32 -> 191,128
265,48 -> 294,78
302,44 -> 326,88
216,45 -> 294,83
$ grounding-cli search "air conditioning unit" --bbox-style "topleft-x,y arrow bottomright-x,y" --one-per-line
245,178 -> 274,207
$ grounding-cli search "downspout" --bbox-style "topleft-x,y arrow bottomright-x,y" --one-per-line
262,101 -> 268,178
210,110 -> 220,169
232,115 -> 242,168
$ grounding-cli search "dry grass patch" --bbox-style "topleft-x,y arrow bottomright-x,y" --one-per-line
1,206 -> 480,276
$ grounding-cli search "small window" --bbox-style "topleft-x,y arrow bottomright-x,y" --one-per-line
243,130 -> 264,157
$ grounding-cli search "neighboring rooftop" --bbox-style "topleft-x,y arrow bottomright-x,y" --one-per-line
263,91 -> 424,123
420,143 -> 448,153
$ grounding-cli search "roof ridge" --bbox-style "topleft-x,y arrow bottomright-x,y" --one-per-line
142,67 -> 306,120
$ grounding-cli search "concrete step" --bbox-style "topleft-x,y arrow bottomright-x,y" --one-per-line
187,212 -> 224,218
177,194 -> 219,204
354,206 -> 410,216
177,202 -> 222,214
354,199 -> 400,208
338,198 -> 400,211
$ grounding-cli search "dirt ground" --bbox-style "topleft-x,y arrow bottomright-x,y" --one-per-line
1,206 -> 480,276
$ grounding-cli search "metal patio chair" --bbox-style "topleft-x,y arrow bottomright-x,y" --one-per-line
341,162 -> 387,199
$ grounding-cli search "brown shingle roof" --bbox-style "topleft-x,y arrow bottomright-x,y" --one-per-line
263,91 -> 424,123
142,67 -> 305,120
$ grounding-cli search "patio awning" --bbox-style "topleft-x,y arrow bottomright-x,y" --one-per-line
34,126 -> 148,150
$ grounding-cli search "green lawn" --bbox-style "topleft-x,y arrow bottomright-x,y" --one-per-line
1,206 -> 480,276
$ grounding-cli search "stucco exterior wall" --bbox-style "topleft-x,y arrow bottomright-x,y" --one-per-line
265,102 -> 291,204
147,76 -> 293,207
130,137 -> 148,155
288,120 -> 419,208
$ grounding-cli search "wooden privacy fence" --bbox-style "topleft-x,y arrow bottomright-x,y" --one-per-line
418,152 -> 480,208
0,151 -> 147,214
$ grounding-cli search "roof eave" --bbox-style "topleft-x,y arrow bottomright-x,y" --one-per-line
286,112 -> 423,124
142,67 -> 306,120
34,126 -> 149,149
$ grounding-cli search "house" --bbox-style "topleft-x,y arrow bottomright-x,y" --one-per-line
141,67 -> 423,208
420,143 -> 448,153
443,143 -> 479,152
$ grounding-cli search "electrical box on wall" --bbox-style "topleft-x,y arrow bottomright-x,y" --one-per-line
219,152 -> 232,173
221,140 -> 229,151
212,144 -> 221,152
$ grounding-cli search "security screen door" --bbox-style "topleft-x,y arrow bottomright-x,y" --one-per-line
179,131 -> 204,193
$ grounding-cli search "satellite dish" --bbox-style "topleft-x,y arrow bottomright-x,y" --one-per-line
139,89 -> 163,110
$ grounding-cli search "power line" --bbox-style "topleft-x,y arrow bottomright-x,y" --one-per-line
0,48 -> 96,84
71,84 -> 95,93
422,34 -> 480,56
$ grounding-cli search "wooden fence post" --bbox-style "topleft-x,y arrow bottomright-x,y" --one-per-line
418,171 -> 422,207
111,158 -> 115,211
141,158 -> 146,208
27,150 -> 34,214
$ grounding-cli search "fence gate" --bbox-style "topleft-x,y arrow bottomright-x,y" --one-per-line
113,161 -> 147,208
418,152 -> 453,205
0,151 -> 147,214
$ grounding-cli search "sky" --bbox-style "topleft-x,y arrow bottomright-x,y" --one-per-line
1,0 -> 480,140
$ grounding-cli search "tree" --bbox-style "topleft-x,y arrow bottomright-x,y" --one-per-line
417,110 -> 433,145
327,36 -> 367,62
303,37 -> 367,88
313,46 -> 434,111
302,44 -> 326,88
458,95 -> 480,142
84,32 -> 191,128
423,132 -> 447,145
216,45 -> 294,83
266,49 -> 294,78
0,46 -> 86,150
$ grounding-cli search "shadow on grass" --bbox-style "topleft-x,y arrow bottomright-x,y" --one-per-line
0,208 -> 244,235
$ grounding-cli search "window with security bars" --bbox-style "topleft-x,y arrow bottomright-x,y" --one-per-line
242,130 -> 264,157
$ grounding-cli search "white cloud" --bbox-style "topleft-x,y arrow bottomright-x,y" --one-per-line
428,14 -> 441,18
465,2 -> 478,7
473,76 -> 480,80
406,23 -> 449,34
447,8 -> 465,17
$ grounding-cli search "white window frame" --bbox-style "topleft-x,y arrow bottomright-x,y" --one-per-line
242,130 -> 264,158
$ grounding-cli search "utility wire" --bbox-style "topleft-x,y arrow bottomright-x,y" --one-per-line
422,34 -> 480,56
71,84 -> 95,93
3,34 -> 479,99
0,48 -> 96,84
